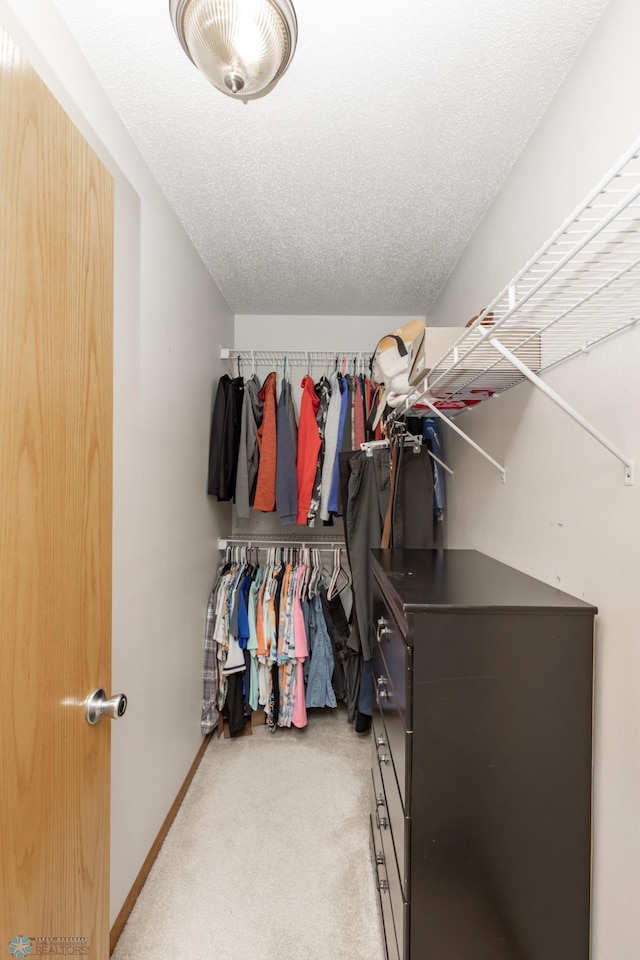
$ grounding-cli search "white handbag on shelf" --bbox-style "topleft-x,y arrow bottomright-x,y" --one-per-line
370,318 -> 426,427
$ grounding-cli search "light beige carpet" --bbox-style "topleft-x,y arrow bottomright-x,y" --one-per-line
112,707 -> 385,960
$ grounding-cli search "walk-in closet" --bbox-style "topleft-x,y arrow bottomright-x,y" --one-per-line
2,2 -> 640,960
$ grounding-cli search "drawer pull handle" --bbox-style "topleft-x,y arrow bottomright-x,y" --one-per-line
378,879 -> 389,892
376,793 -> 385,807
376,852 -> 385,866
376,735 -> 387,747
376,808 -> 390,831
379,753 -> 391,765
376,617 -> 391,643
379,688 -> 390,701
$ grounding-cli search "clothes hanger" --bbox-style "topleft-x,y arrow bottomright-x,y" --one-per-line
309,548 -> 321,597
328,548 -> 351,600
300,547 -> 311,598
327,548 -> 339,599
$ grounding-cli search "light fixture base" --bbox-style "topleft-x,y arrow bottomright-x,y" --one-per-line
169,0 -> 298,100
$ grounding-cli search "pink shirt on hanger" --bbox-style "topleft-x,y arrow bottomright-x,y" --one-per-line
292,572 -> 308,728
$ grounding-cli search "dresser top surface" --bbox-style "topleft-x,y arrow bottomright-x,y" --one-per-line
371,549 -> 597,616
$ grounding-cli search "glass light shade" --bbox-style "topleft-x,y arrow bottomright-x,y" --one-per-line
170,0 -> 297,98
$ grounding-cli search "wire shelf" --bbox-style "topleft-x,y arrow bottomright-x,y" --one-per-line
394,135 -> 640,418
220,348 -> 372,373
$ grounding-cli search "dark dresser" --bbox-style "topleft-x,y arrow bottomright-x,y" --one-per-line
369,549 -> 596,960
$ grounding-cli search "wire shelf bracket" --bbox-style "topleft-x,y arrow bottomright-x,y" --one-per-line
490,338 -> 634,485
414,398 -> 506,483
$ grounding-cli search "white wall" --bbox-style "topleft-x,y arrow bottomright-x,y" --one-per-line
428,0 -> 639,327
0,0 -> 233,925
428,1 -> 640,957
234,314 -> 423,353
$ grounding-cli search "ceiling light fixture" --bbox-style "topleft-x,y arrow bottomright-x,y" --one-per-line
169,0 -> 297,100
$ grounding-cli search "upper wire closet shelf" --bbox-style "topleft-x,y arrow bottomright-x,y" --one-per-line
220,348 -> 371,370
391,134 -> 640,484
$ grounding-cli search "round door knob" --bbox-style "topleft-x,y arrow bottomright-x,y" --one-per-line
85,688 -> 128,725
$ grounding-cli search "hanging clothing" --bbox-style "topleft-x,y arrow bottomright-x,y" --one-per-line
235,374 -> 263,520
207,375 -> 244,500
341,375 -> 354,454
327,376 -> 349,515
321,589 -> 351,700
247,568 -> 262,712
319,372 -> 342,522
353,375 -> 366,450
305,591 -> 337,709
253,372 -> 278,512
307,376 -> 332,527
223,566 -> 248,676
276,378 -> 298,525
207,376 -> 229,498
296,375 -> 322,525
222,674 -> 245,738
364,378 -> 384,443
220,376 -> 245,501
423,417 -> 446,521
292,573 -> 309,728
202,557 -> 227,734
285,379 -> 298,451
205,551 -> 346,733
342,445 -> 436,662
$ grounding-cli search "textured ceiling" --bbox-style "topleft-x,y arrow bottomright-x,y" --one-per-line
52,0 -> 610,316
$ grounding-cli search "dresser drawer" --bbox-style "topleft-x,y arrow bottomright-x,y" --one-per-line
372,581 -> 412,730
372,707 -> 410,898
370,815 -> 400,960
371,773 -> 407,957
374,687 -> 409,807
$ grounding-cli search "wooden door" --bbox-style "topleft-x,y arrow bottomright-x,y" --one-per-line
0,22 -> 114,960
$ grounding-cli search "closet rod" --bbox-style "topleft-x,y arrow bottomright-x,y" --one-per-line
218,537 -> 345,551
